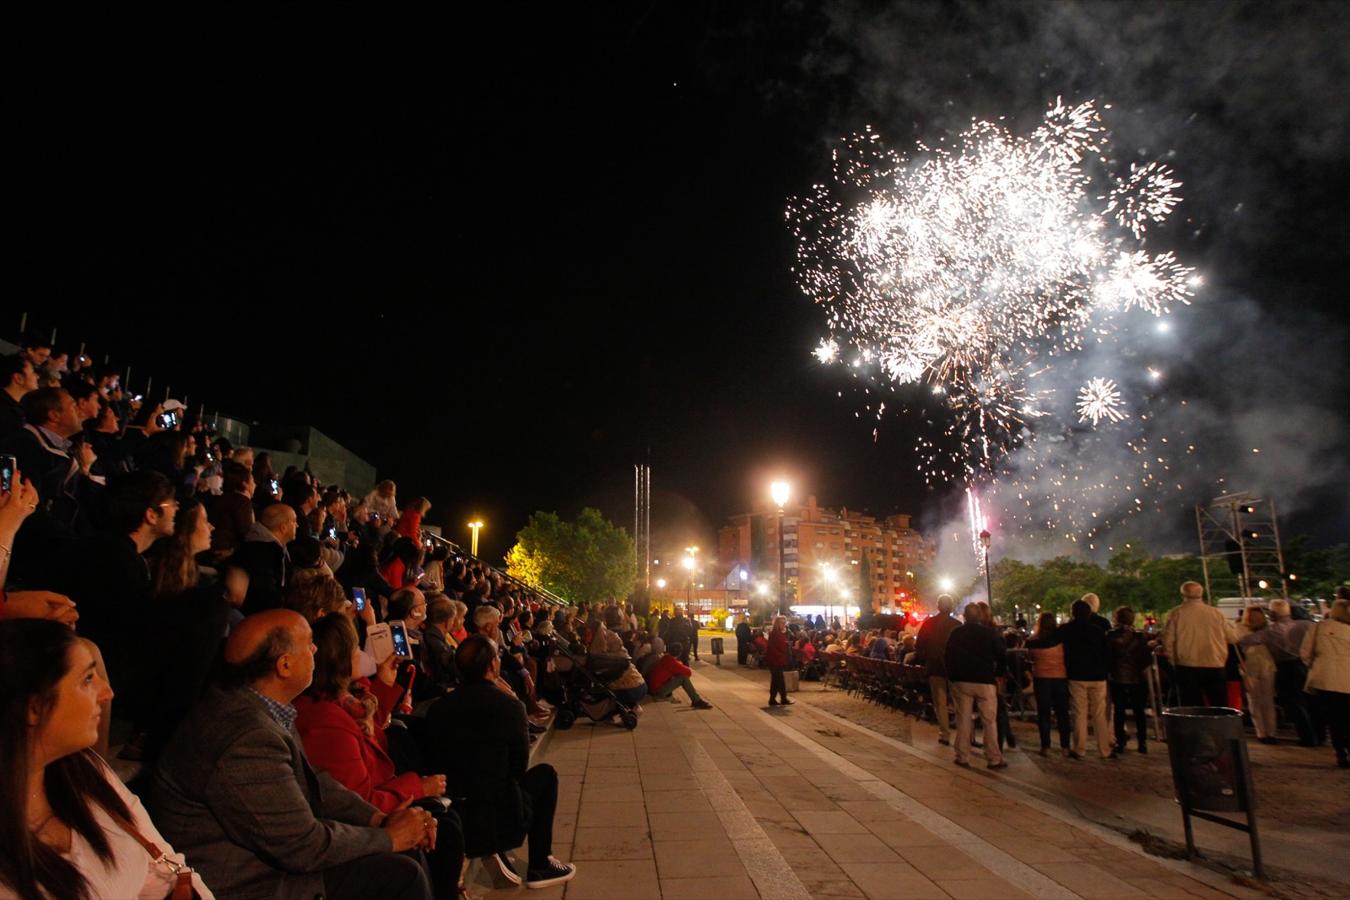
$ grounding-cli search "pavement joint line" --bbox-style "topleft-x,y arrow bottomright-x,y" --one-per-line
667,707 -> 814,900
697,661 -> 1259,900
776,694 -> 1263,900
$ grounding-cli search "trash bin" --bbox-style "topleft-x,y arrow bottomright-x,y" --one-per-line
1162,707 -> 1246,813
710,637 -> 724,665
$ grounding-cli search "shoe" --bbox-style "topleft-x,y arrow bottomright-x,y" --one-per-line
1067,751 -> 1084,760
1138,745 -> 1148,754
525,857 -> 577,889
692,700 -> 714,710
938,736 -> 950,746
528,722 -> 548,735
1258,736 -> 1278,745
987,761 -> 1009,770
768,699 -> 780,706
1104,752 -> 1120,761
780,699 -> 794,706
954,759 -> 971,768
492,852 -> 523,885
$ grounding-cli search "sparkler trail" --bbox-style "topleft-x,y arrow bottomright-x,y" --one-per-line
788,97 -> 1199,551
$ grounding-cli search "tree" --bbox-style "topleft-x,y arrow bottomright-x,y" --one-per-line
505,508 -> 636,605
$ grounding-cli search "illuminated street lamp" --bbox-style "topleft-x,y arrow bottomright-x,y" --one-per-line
683,546 -> 699,614
656,578 -> 667,590
467,519 -> 484,557
771,480 -> 791,615
939,576 -> 955,592
979,529 -> 993,605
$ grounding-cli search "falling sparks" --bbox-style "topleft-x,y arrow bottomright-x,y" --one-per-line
788,97 -> 1201,551
1076,377 -> 1127,425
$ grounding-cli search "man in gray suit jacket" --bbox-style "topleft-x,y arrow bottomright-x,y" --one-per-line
151,610 -> 434,900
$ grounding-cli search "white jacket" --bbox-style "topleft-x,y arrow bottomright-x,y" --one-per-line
1302,618 -> 1350,694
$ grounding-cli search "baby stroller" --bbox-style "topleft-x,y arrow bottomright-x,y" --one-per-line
547,636 -> 640,731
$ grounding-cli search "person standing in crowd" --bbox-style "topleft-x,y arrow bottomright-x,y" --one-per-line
665,607 -> 695,665
736,615 -> 753,666
1265,599 -> 1317,746
1058,600 -> 1114,760
1301,596 -> 1350,768
915,593 -> 961,746
426,635 -> 577,890
364,480 -> 399,524
395,496 -> 430,540
1107,607 -> 1152,753
943,602 -> 1007,769
1026,612 -> 1072,756
1162,581 -> 1237,706
1081,593 -> 1112,631
765,615 -> 792,707
152,610 -> 435,900
0,619 -> 215,900
0,353 -> 39,441
1236,605 -> 1279,744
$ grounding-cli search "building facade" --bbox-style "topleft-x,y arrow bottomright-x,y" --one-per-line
718,495 -> 934,616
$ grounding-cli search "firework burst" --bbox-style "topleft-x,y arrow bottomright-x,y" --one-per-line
1076,377 -> 1127,425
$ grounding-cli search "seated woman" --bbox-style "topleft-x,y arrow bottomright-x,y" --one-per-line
0,619 -> 214,899
294,614 -> 467,898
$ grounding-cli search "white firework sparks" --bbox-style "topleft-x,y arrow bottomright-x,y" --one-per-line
1076,377 -> 1127,425
789,97 -> 1199,551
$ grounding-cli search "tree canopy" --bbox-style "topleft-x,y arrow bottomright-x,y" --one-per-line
505,508 -> 635,605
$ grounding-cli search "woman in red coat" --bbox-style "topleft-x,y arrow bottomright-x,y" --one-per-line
395,497 -> 431,540
765,615 -> 793,707
296,615 -> 470,898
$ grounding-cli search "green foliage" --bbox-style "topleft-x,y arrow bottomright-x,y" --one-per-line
505,508 -> 636,605
990,550 -> 1206,619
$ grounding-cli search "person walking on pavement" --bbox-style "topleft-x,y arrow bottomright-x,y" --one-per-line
765,616 -> 792,707
1059,600 -> 1115,760
943,602 -> 1006,769
1236,606 -> 1279,743
915,593 -> 961,746
735,616 -> 753,666
1161,581 -> 1237,707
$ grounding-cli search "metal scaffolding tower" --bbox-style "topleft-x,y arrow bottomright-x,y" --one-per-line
634,463 -> 651,591
1195,492 -> 1288,602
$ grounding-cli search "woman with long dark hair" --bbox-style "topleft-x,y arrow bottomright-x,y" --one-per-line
765,615 -> 792,707
0,619 -> 213,899
1025,612 -> 1072,756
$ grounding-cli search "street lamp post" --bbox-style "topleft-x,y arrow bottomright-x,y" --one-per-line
468,519 -> 484,557
771,480 -> 791,616
683,546 -> 699,617
979,529 -> 993,607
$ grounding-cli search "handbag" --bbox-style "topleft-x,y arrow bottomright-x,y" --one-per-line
111,812 -> 196,900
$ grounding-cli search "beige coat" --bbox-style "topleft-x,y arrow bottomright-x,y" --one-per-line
1162,599 -> 1237,668
1302,618 -> 1350,694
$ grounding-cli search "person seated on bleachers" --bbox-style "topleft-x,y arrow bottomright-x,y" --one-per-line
425,635 -> 577,890
5,386 -> 103,535
420,595 -> 461,693
151,609 -> 435,900
208,460 -> 256,560
0,353 -> 39,441
232,502 -> 297,614
647,641 -> 714,708
0,619 -> 215,899
295,615 -> 466,899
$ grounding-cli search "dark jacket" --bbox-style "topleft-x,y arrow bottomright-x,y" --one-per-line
150,687 -> 386,900
914,613 -> 961,677
209,490 -> 256,557
3,424 -> 102,533
232,523 -> 291,615
1107,626 -> 1152,684
425,680 -> 531,858
420,626 -> 460,693
0,390 -> 24,442
943,622 -> 1006,685
1057,618 -> 1110,681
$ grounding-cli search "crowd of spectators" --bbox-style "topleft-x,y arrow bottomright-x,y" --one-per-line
1,335 -> 581,899
734,579 -> 1350,771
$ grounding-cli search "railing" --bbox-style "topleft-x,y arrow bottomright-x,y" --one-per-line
423,531 -> 571,608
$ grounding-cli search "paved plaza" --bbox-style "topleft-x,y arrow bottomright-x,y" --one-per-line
470,654 -> 1272,900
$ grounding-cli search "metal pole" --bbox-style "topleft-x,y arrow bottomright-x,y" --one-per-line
777,507 -> 786,615
984,548 -> 993,605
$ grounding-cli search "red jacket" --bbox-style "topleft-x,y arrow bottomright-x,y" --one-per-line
647,654 -> 691,694
294,678 -> 423,814
394,509 -> 422,540
766,630 -> 790,668
380,557 -> 409,588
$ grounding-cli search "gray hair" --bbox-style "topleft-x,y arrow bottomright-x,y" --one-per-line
1268,598 -> 1291,619
473,604 -> 502,629
1081,593 -> 1100,611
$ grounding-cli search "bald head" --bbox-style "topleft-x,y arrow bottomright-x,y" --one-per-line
260,503 -> 298,542
222,610 -> 313,697
1180,581 -> 1205,602
937,593 -> 955,613
1081,593 -> 1100,612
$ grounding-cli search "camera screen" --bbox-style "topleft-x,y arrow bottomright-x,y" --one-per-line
390,623 -> 410,657
352,588 -> 366,611
1,456 -> 14,493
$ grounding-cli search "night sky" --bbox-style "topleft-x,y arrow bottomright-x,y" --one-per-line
14,3 -> 1350,564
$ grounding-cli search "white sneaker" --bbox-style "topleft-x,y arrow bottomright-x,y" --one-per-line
492,851 -> 522,885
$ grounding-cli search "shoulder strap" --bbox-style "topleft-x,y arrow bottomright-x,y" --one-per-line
109,811 -> 196,900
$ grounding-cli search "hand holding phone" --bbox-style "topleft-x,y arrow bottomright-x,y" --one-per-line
352,587 -> 367,612
390,622 -> 411,659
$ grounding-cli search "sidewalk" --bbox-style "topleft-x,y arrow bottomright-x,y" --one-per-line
471,652 -> 1267,899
